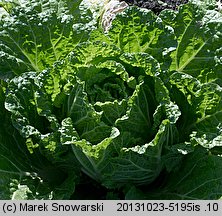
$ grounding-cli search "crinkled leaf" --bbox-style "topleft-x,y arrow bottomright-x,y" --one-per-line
4,71 -> 79,166
63,76 -> 112,144
102,119 -> 172,188
190,82 -> 222,148
160,2 -> 222,83
170,72 -> 222,149
166,149 -> 222,199
5,72 -> 46,139
0,0 -> 86,79
0,85 -> 76,199
116,79 -> 157,143
67,41 -> 122,67
119,52 -> 161,77
99,6 -> 177,70
95,99 -> 128,126
126,148 -> 222,200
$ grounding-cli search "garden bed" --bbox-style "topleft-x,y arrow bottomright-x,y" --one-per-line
120,0 -> 189,13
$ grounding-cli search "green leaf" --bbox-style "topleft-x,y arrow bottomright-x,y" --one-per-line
166,148 -> 222,199
2,0 -> 222,199
126,147 -> 222,200
0,0 -> 85,79
169,72 -> 222,149
62,77 -> 112,144
64,41 -> 135,104
4,71 -> 79,168
67,41 -> 122,67
0,85 -> 76,199
190,82 -> 222,148
102,119 -> 172,188
160,2 -> 222,83
5,72 -> 54,139
95,99 -> 128,126
104,6 -> 177,70
162,148 -> 222,199
119,52 -> 161,77
71,126 -> 120,182
116,79 -> 157,143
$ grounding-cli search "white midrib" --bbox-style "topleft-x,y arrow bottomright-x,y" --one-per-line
9,35 -> 40,72
175,19 -> 210,73
175,19 -> 193,70
177,39 -> 209,72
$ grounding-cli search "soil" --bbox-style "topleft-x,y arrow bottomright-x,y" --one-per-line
119,0 -> 189,14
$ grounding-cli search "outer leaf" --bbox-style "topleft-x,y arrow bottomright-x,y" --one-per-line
189,0 -> 219,10
190,82 -> 222,148
160,2 -> 222,83
4,71 -> 80,168
99,6 -> 177,70
169,72 -> 222,148
126,148 -> 222,200
71,125 -> 120,182
0,85 -> 76,199
5,72 -> 54,140
164,148 -> 222,199
0,0 -> 85,79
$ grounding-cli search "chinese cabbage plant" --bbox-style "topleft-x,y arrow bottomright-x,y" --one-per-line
0,0 -> 222,199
